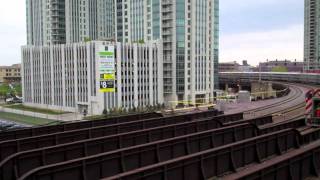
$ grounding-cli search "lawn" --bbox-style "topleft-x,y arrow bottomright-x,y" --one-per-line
0,111 -> 60,126
4,104 -> 68,115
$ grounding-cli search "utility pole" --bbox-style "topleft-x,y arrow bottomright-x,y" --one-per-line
259,63 -> 261,82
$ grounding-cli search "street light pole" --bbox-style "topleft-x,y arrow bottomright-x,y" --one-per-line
259,62 -> 261,82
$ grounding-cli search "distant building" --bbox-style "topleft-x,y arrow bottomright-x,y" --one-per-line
219,60 -> 254,72
21,41 -> 164,115
0,64 -> 21,83
219,61 -> 240,72
258,59 -> 303,72
238,60 -> 255,72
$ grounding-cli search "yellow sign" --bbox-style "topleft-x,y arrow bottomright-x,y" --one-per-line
104,73 -> 115,80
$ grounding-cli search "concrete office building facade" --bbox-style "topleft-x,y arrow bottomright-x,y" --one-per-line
304,0 -> 320,71
21,41 -> 163,115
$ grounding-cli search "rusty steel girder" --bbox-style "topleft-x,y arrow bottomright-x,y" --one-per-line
0,113 -> 243,161
0,123 -> 256,180
0,111 -> 225,142
20,129 -> 299,180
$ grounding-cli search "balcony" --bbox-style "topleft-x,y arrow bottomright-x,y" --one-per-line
162,0 -> 173,5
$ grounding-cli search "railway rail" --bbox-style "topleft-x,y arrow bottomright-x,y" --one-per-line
244,84 -> 305,120
0,82 -> 317,180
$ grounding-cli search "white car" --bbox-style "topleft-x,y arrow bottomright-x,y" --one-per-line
5,98 -> 14,104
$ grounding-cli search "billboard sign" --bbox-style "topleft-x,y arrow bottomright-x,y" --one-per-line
98,45 -> 115,93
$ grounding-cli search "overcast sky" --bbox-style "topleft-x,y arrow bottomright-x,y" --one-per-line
0,0 -> 304,66
220,0 -> 304,65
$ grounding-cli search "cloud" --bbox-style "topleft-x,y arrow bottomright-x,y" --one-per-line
221,0 -> 301,11
220,24 -> 304,66
220,0 -> 303,34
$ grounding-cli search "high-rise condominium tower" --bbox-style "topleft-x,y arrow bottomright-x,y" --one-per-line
114,0 -> 219,104
26,0 -> 114,45
26,0 -> 66,45
304,0 -> 320,71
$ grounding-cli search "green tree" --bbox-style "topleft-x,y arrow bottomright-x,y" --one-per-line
84,37 -> 91,42
271,66 -> 288,72
102,109 -> 108,115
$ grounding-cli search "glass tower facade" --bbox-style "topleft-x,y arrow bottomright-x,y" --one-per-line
176,0 -> 185,95
304,0 -> 320,71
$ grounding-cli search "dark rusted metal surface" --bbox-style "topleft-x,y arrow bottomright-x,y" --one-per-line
224,139 -> 320,180
224,115 -> 273,126
0,97 -> 313,180
19,129 -> 299,180
0,123 -> 256,180
0,113 -> 242,162
0,112 -> 163,141
18,118 -> 315,180
298,127 -> 320,145
258,118 -> 306,135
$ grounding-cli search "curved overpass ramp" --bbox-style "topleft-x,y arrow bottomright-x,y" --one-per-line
219,72 -> 320,85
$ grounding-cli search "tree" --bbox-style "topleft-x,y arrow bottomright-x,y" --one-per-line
102,109 -> 108,115
84,37 -> 91,42
271,66 -> 288,72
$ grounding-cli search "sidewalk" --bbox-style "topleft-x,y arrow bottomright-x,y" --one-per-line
0,106 -> 84,122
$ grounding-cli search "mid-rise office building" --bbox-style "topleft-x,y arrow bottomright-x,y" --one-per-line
0,64 -> 21,83
258,59 -> 304,72
21,41 -> 163,115
304,0 -> 320,71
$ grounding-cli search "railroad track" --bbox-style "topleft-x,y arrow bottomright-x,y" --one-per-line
244,83 -> 305,119
0,82 -> 318,180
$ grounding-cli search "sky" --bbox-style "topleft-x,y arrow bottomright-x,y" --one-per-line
220,0 -> 304,65
0,0 -> 304,66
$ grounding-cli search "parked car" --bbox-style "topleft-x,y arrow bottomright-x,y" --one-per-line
5,97 -> 14,104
